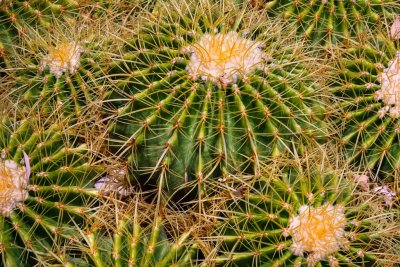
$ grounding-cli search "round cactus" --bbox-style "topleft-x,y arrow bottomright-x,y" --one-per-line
9,19 -> 114,123
0,116 -> 102,266
212,150 -> 399,266
66,214 -> 197,266
247,0 -> 400,45
104,1 -> 328,195
331,29 -> 400,178
0,0 -> 80,67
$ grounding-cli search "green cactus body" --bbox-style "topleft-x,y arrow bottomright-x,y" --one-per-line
332,35 -> 400,178
0,117 -> 101,266
71,216 -> 197,267
250,0 -> 399,45
214,164 -> 396,266
105,3 -> 327,195
12,31 -> 111,122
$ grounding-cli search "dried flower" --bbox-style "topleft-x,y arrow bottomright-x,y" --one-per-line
391,17 -> 400,40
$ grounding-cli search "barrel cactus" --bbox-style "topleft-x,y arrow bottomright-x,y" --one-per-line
212,151 -> 399,266
0,116 -> 102,266
332,26 -> 400,178
104,1 -> 328,195
67,213 -> 197,266
9,18 -> 115,123
247,0 -> 400,45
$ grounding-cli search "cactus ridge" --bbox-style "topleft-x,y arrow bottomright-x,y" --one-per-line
66,210 -> 198,267
104,1 -> 328,195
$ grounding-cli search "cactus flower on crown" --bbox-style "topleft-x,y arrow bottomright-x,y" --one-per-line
288,204 -> 348,265
391,16 -> 400,40
376,51 -> 400,118
40,42 -> 82,78
0,151 -> 30,217
184,31 -> 267,87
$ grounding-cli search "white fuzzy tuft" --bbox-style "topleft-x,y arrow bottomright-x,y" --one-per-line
40,43 -> 82,78
184,32 -> 266,87
376,51 -> 400,118
0,159 -> 29,216
288,204 -> 347,265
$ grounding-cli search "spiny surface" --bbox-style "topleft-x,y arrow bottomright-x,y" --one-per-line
249,0 -> 400,45
71,216 -> 197,266
0,116 -> 101,266
213,159 -> 396,266
332,33 -> 400,178
104,2 -> 327,196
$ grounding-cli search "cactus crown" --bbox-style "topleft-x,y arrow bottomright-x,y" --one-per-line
7,17 -> 116,123
288,203 -> 347,262
184,31 -> 267,86
376,51 -> 400,118
40,42 -> 83,78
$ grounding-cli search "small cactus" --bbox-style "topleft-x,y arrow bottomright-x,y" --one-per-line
212,147 -> 399,266
9,19 -> 114,123
67,206 -> 197,267
0,116 -> 102,266
104,1 -> 328,195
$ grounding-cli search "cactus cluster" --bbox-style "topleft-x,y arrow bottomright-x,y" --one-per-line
1,0 -> 400,266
